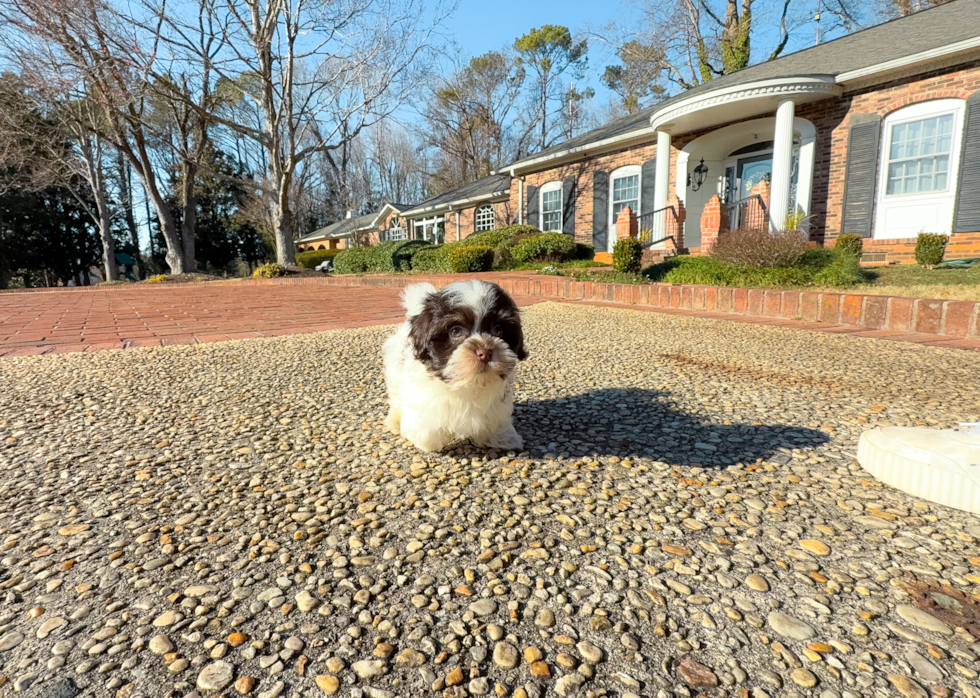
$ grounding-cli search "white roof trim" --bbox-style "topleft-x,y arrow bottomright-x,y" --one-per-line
402,189 -> 510,219
370,203 -> 404,227
498,130 -> 651,176
836,36 -> 980,83
650,76 -> 841,132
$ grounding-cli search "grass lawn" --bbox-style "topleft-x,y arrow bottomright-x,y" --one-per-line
835,264 -> 980,300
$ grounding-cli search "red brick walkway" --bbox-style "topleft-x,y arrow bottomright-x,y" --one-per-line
1,279 -> 978,356
0,285 -> 542,356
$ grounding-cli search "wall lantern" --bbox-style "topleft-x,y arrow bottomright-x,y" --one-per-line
688,158 -> 709,192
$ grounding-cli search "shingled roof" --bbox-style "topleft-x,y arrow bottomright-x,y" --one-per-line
297,213 -> 377,244
500,0 -> 980,172
401,174 -> 511,217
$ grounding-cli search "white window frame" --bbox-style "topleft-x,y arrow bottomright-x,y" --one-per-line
609,165 -> 641,252
475,204 -> 495,232
414,216 -> 445,243
874,99 -> 965,239
385,226 -> 406,241
539,181 -> 563,233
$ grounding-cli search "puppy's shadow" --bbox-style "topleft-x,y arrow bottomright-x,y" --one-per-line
513,388 -> 829,468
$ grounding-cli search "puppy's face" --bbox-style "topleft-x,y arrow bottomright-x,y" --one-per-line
409,281 -> 527,385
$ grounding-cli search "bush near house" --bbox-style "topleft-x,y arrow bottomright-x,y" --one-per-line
574,243 -> 595,261
333,247 -> 372,274
644,248 -> 863,287
712,227 -> 810,269
447,245 -> 495,273
409,246 -> 445,272
835,233 -> 864,258
511,232 -> 577,264
915,233 -> 948,268
252,263 -> 287,278
296,248 -> 342,269
613,237 -> 642,274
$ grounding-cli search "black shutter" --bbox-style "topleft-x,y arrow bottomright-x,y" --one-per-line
841,115 -> 881,238
526,184 -> 538,228
562,177 -> 576,237
640,159 -> 657,216
593,171 -> 609,251
954,92 -> 980,233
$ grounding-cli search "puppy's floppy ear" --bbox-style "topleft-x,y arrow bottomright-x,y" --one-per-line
512,325 -> 528,361
402,282 -> 439,319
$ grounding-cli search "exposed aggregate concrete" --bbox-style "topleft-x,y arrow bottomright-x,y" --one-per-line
1,302 -> 979,698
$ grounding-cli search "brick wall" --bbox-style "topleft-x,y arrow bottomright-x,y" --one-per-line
799,58 -> 980,260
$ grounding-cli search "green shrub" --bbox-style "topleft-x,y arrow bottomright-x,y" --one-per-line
466,224 -> 541,250
574,243 -> 595,261
511,232 -> 576,263
711,227 -> 809,268
447,245 -> 494,273
612,237 -> 643,274
252,263 -> 287,278
835,233 -> 864,258
296,248 -> 342,269
388,239 -> 432,271
915,232 -> 948,268
643,249 -> 863,288
333,247 -> 371,274
410,246 -> 448,272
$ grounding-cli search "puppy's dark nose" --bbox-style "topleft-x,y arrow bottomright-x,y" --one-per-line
474,348 -> 491,363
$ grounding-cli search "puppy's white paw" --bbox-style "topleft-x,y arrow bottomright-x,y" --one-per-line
383,409 -> 400,435
484,424 -> 524,451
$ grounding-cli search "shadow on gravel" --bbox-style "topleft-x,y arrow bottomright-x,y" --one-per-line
514,388 -> 830,467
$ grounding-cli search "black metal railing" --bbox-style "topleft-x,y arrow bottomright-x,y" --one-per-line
637,206 -> 678,250
725,194 -> 768,231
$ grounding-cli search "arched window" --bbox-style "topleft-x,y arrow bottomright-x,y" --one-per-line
475,204 -> 495,232
610,165 -> 641,232
539,181 -> 563,232
875,99 -> 965,238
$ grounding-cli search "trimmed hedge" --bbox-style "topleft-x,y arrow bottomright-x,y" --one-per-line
835,233 -> 864,258
333,247 -> 371,274
511,232 -> 576,263
466,224 -> 541,250
410,246 -> 446,272
296,248 -> 342,269
613,237 -> 643,274
574,243 -> 595,261
448,245 -> 494,273
915,233 -> 948,268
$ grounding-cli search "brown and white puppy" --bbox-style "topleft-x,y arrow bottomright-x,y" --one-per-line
382,281 -> 527,452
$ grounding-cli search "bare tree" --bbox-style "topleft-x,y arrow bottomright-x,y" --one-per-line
0,75 -> 120,280
142,0 -> 450,265
0,0 -> 196,274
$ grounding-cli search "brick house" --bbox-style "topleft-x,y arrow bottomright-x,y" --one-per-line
496,0 -> 980,264
297,203 -> 410,250
401,174 -> 514,244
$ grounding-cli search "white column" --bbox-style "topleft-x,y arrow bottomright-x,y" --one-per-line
654,130 -> 671,237
769,99 -> 795,231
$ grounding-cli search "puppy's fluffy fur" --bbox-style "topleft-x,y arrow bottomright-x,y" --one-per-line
383,280 -> 527,452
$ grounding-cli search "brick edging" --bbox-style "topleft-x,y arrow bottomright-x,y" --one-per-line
5,273 -> 977,339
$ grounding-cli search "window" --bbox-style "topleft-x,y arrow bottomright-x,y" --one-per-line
383,227 -> 406,241
540,181 -> 562,232
885,113 -> 956,196
874,99 -> 965,239
475,204 -> 495,232
610,166 -> 640,225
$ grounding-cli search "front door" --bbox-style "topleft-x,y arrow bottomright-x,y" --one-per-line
737,154 -> 772,199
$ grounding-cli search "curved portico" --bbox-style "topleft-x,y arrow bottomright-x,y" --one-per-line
650,76 -> 842,246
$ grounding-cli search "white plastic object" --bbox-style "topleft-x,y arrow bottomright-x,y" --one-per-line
857,425 -> 980,515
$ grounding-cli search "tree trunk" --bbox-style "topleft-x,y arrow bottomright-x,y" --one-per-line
273,182 -> 296,265
117,153 -> 145,280
94,162 -> 119,282
181,159 -> 197,272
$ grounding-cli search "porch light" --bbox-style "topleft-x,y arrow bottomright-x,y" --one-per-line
688,158 -> 709,191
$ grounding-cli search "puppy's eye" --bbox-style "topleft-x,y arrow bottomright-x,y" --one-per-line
490,325 -> 502,337
449,326 -> 468,342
